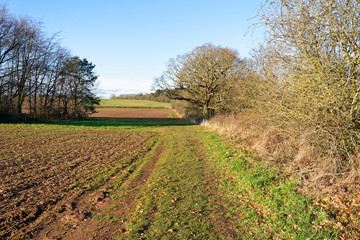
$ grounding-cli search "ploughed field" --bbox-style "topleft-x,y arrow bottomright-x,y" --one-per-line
91,108 -> 177,119
90,99 -> 177,119
0,125 -> 156,239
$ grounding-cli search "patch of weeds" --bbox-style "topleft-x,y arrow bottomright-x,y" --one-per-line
94,214 -> 121,223
109,204 -> 121,210
112,194 -> 127,200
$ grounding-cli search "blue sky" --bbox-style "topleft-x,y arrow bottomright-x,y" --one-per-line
5,0 -> 265,97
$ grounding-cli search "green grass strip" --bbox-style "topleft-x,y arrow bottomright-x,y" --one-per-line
201,131 -> 338,239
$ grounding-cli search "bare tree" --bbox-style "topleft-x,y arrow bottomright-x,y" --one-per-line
0,7 -> 23,114
155,43 -> 240,119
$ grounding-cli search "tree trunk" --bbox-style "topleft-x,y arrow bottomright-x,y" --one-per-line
203,103 -> 210,120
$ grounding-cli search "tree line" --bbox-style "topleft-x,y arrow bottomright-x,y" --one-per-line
0,6 -> 99,120
110,90 -> 171,103
155,0 -> 360,189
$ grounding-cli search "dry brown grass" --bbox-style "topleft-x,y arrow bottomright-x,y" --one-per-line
204,111 -> 360,195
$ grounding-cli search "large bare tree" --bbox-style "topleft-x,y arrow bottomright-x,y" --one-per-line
156,43 -> 240,119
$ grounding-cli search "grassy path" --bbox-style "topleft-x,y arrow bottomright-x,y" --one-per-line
126,127 -> 226,239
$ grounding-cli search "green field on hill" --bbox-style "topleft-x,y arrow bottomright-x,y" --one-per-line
97,99 -> 171,109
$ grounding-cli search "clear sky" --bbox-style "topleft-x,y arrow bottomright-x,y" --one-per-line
5,0 -> 265,98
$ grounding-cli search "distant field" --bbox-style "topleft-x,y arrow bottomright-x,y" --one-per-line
97,99 -> 171,109
91,108 -> 178,119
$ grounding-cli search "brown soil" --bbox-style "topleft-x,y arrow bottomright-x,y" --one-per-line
35,141 -> 165,240
0,125 -> 156,239
90,108 -> 178,119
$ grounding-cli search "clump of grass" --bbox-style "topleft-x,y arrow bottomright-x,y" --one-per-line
109,204 -> 121,210
93,214 -> 121,223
